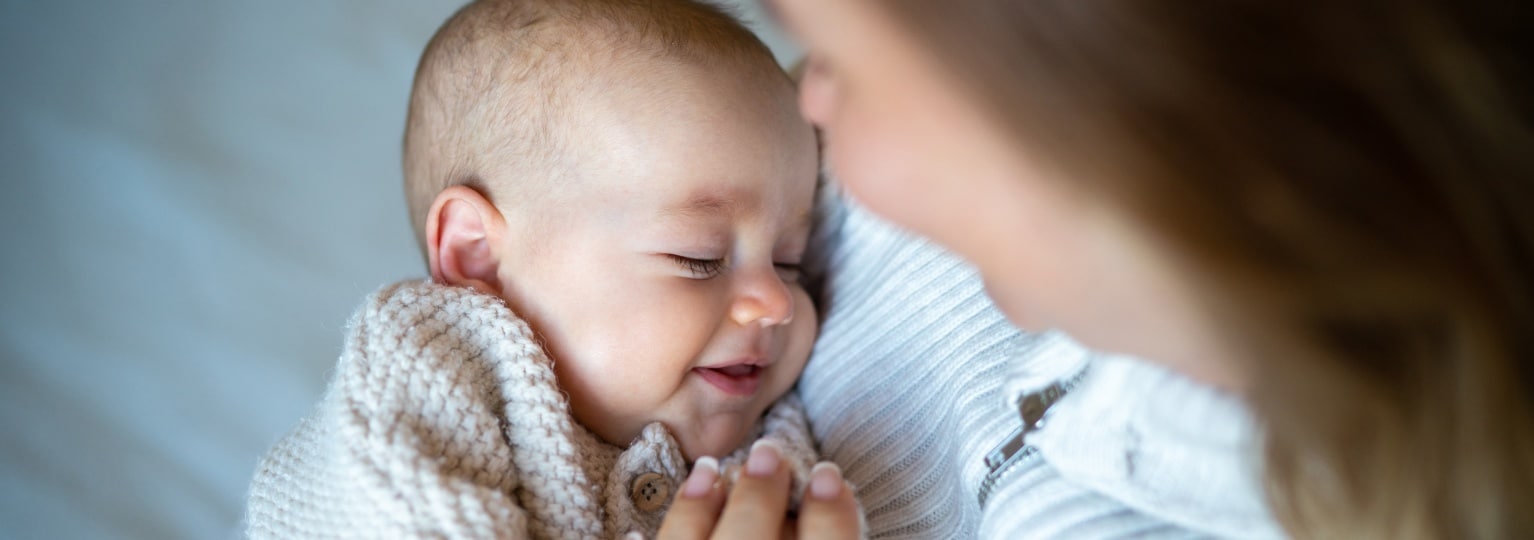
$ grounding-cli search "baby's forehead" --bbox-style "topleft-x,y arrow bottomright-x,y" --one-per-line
570,141 -> 818,228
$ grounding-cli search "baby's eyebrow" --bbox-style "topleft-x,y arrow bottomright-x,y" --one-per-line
661,193 -> 739,221
659,190 -> 812,230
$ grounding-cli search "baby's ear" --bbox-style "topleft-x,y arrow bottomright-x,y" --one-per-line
425,185 -> 505,295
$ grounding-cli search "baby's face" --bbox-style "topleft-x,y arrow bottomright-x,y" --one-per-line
493,59 -> 818,460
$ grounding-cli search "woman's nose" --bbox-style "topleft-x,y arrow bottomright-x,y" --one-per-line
798,57 -> 833,126
730,269 -> 794,327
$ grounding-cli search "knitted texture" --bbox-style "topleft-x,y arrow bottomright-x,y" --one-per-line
247,280 -> 822,539
801,188 -> 1282,539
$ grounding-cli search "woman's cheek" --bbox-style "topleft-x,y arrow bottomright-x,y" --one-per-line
827,124 -> 910,204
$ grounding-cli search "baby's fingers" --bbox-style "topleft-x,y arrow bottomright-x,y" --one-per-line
656,456 -> 726,540
710,440 -> 794,539
796,462 -> 861,540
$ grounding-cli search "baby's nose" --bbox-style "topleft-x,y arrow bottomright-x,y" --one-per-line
729,272 -> 794,327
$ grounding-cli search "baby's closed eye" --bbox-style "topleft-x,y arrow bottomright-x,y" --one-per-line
665,253 -> 804,283
668,254 -> 726,279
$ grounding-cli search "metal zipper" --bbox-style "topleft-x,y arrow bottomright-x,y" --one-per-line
977,367 -> 1089,508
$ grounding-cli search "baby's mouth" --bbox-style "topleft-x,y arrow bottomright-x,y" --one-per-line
693,364 -> 764,396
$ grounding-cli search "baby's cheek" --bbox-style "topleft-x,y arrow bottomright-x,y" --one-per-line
797,288 -> 819,339
783,288 -> 819,373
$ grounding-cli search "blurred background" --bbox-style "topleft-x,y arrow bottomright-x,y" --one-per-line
0,1 -> 800,537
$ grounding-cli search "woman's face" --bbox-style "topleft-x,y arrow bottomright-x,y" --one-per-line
773,0 -> 1244,389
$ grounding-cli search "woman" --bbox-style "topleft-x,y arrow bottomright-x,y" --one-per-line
664,0 -> 1534,538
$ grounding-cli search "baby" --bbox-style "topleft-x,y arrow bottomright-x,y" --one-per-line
246,0 -> 832,538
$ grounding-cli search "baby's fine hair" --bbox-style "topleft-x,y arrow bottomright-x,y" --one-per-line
402,0 -> 783,254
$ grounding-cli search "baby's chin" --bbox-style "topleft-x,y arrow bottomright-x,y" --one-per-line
674,411 -> 761,462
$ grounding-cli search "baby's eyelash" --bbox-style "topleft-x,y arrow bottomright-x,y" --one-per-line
669,255 -> 725,278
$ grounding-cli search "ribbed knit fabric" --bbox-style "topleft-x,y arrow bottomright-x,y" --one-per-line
801,188 -> 1285,539
246,280 -> 821,539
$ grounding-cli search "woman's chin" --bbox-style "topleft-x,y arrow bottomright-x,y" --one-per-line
981,276 -> 1045,332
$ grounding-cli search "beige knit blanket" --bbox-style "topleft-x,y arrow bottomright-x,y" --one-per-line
246,280 -> 819,539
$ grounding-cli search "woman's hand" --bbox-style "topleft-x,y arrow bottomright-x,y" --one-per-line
655,440 -> 861,540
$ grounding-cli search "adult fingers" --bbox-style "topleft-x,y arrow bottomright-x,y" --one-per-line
709,439 -> 794,540
795,462 -> 861,540
656,456 -> 726,540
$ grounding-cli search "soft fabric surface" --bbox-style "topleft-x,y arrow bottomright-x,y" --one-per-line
0,2 -> 799,538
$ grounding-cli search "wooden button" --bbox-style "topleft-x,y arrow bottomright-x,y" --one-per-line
631,472 -> 671,512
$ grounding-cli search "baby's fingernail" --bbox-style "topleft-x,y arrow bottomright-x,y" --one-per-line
746,439 -> 782,477
682,456 -> 719,498
809,461 -> 844,499
624,532 -> 643,540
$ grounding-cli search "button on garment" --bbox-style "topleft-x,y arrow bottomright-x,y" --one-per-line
631,472 -> 672,512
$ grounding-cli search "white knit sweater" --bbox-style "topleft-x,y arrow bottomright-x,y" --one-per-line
801,189 -> 1286,539
246,280 -> 820,539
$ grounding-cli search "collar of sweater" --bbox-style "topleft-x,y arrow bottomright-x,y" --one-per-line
1025,350 -> 1282,539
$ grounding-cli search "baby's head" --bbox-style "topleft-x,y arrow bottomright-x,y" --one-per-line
403,0 -> 819,460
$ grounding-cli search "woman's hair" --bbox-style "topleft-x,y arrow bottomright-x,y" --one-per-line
879,0 -> 1533,536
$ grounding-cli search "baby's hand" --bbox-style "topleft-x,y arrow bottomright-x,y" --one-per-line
655,440 -> 860,540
